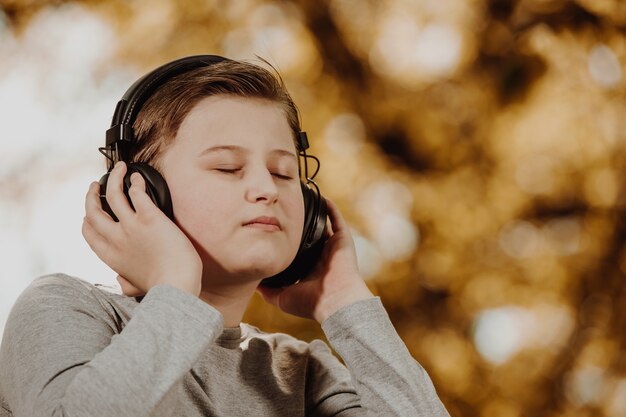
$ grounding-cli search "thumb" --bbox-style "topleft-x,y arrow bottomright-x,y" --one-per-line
117,275 -> 145,297
128,173 -> 158,214
256,284 -> 284,306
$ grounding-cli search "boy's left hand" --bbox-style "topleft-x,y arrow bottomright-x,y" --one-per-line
256,198 -> 374,323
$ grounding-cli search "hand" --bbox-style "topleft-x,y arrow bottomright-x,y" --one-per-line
82,161 -> 202,297
116,274 -> 144,297
256,198 -> 374,323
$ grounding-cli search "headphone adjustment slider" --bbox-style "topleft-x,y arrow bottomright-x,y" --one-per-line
298,131 -> 309,151
106,124 -> 134,146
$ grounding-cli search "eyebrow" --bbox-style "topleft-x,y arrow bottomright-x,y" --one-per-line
198,145 -> 297,160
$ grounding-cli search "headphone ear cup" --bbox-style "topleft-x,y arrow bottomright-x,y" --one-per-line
301,182 -> 328,250
260,181 -> 328,288
127,163 -> 174,220
98,163 -> 174,221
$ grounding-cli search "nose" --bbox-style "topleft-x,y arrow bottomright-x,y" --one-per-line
244,167 -> 279,204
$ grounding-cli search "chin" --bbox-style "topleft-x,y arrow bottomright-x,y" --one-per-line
226,250 -> 295,280
238,259 -> 291,279
196,236 -> 299,281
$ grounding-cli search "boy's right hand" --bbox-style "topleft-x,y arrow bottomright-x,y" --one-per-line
82,161 -> 202,297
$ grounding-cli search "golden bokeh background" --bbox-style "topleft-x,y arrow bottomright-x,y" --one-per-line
1,0 -> 626,416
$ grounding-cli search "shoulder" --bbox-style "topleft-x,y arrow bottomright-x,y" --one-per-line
16,273 -> 91,302
17,273 -> 103,304
31,272 -> 97,290
2,274 -> 128,354
7,273 -> 125,323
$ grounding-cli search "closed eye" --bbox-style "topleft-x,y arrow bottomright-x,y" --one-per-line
216,168 -> 293,180
272,173 -> 293,180
215,168 -> 241,174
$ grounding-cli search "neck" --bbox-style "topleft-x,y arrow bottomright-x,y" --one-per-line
198,279 -> 260,327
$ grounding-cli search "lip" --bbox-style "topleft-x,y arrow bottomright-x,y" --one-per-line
243,216 -> 282,231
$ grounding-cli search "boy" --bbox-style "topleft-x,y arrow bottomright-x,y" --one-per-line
0,55 -> 450,416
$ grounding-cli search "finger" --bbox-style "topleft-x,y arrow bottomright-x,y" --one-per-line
256,284 -> 284,306
85,181 -> 117,233
325,198 -> 349,234
117,275 -> 144,296
324,216 -> 333,238
128,172 -> 160,215
117,275 -> 145,297
105,161 -> 135,222
81,217 -> 114,262
85,181 -> 111,217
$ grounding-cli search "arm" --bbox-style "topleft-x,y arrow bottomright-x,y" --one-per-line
0,160 -> 214,416
257,199 -> 450,416
315,297 -> 450,417
0,275 -> 223,417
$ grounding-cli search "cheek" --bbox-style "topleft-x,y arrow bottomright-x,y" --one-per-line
168,179 -> 229,238
179,199 -> 230,228
166,173 -> 305,251
172,197 -> 237,260
286,188 -> 306,242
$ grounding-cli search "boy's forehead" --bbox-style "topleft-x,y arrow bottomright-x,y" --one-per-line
198,145 -> 296,159
175,96 -> 296,153
187,95 -> 285,118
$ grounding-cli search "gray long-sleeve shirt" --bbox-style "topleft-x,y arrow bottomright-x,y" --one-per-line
0,274 -> 449,416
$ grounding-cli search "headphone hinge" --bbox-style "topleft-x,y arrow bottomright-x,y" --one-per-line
106,124 -> 134,146
298,131 -> 309,151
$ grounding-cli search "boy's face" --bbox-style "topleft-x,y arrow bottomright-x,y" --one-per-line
159,95 -> 305,282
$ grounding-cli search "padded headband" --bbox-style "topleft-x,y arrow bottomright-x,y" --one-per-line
103,54 -> 309,171
106,55 -> 229,148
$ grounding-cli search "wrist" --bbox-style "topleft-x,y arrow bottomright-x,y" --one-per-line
169,280 -> 202,297
314,281 -> 374,323
154,264 -> 203,297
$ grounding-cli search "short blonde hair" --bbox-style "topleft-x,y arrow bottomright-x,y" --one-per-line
129,59 -> 301,170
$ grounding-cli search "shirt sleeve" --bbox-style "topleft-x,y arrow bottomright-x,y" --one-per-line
0,275 -> 223,417
309,296 -> 450,417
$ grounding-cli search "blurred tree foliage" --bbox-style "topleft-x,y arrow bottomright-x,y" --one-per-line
2,0 -> 626,416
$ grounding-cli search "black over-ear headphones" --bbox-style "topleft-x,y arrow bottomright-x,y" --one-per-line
98,54 -> 328,288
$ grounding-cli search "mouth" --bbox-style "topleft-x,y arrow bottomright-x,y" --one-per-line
243,216 -> 282,231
